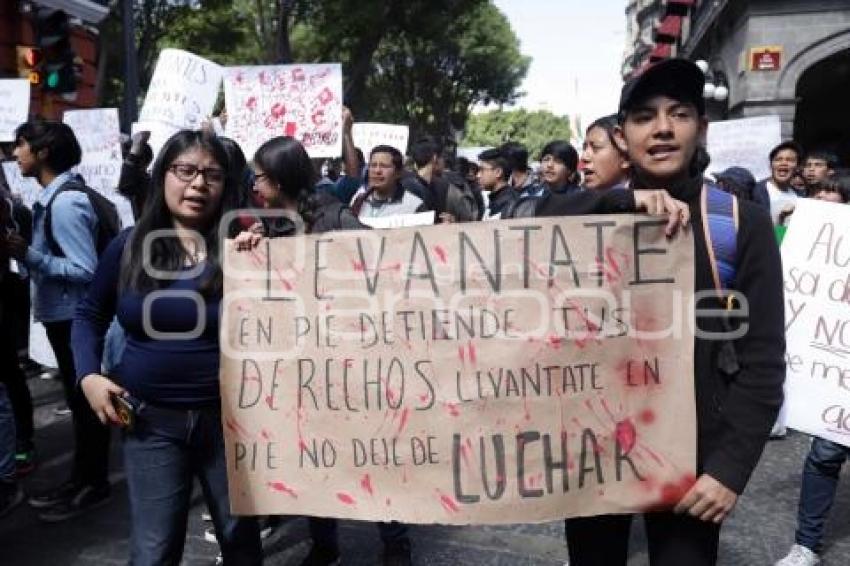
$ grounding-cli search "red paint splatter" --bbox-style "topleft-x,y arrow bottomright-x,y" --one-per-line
397,407 -> 410,435
260,429 -> 271,440
265,395 -> 275,410
547,334 -> 563,350
360,474 -> 374,496
458,346 -> 466,364
615,419 -> 637,453
267,481 -> 298,498
641,446 -> 665,467
273,268 -> 292,291
468,342 -> 477,364
600,398 -> 617,423
445,403 -> 460,417
336,492 -> 356,505
639,409 -> 656,425
437,493 -> 460,513
433,246 -> 448,264
351,261 -> 365,272
654,474 -> 697,509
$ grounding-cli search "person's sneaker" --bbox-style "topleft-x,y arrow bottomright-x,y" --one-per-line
204,526 -> 218,543
775,544 -> 821,566
299,544 -> 341,566
15,448 -> 36,477
383,539 -> 412,566
770,422 -> 788,439
38,484 -> 111,522
28,480 -> 80,509
0,481 -> 25,518
201,510 -> 213,522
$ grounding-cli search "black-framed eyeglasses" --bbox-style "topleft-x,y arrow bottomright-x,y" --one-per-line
168,163 -> 225,185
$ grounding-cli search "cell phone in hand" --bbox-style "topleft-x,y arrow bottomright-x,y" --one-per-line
110,392 -> 138,430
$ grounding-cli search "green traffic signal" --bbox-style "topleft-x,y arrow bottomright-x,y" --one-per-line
46,70 -> 59,89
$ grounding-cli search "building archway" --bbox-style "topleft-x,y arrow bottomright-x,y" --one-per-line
794,48 -> 850,165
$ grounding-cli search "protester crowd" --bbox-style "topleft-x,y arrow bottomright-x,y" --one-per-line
0,57 -> 848,566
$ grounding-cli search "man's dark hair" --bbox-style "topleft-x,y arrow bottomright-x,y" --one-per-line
15,120 -> 82,173
370,145 -> 404,171
540,140 -> 578,172
768,141 -> 803,163
410,136 -> 442,168
810,180 -> 849,203
805,150 -> 840,170
477,148 -> 511,182
500,141 -> 529,172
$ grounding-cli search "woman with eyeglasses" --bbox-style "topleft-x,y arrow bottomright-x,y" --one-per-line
72,130 -> 261,565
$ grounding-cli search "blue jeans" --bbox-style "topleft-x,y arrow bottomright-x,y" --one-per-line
124,403 -> 261,566
795,437 -> 850,552
0,383 -> 15,481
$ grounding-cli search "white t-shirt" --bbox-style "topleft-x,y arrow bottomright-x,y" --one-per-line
766,180 -> 798,226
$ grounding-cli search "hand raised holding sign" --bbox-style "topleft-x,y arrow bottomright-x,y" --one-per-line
633,189 -> 690,237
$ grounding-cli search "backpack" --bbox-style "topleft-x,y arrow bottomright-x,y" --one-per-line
701,183 -> 738,300
45,175 -> 121,258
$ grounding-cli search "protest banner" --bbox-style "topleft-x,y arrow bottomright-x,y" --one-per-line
707,116 -> 781,181
359,211 -> 435,229
220,216 -> 697,524
352,123 -> 410,160
0,79 -> 29,142
781,199 -> 850,446
223,64 -> 343,159
2,161 -> 41,209
139,49 -> 223,130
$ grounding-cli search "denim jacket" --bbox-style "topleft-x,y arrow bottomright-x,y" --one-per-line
24,171 -> 98,322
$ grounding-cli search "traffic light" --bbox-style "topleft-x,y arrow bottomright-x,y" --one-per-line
35,8 -> 76,93
16,46 -> 43,85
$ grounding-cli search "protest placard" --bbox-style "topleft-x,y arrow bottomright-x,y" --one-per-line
0,79 -> 30,142
352,123 -> 409,159
2,161 -> 41,209
139,49 -> 223,130
359,211 -> 435,229
63,109 -> 123,191
220,216 -> 697,524
781,199 -> 850,446
707,116 -> 781,181
223,64 -> 343,159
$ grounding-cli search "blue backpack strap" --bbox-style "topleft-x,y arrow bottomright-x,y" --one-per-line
700,183 -> 739,301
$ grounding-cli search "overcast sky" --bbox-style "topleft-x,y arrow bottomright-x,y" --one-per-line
492,0 -> 626,133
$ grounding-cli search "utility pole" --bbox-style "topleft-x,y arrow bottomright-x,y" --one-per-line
122,0 -> 140,129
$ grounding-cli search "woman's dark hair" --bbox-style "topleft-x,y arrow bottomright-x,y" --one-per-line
370,145 -> 404,171
540,140 -> 578,172
120,130 -> 238,296
219,136 -> 252,207
14,120 -> 82,173
253,136 -> 317,226
585,114 -> 627,158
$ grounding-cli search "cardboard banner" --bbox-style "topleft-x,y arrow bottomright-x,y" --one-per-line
781,199 -> 850,445
223,64 -> 343,160
707,116 -> 781,182
359,211 -> 435,230
139,49 -> 223,130
0,79 -> 30,142
221,216 -> 697,524
352,123 -> 409,160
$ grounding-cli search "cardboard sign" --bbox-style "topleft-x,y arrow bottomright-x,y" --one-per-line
223,64 -> 343,160
1,161 -> 41,209
139,49 -> 223,130
220,216 -> 697,524
359,211 -> 435,229
0,79 -> 30,142
707,116 -> 781,182
353,123 -> 410,160
781,199 -> 850,446
63,109 -> 123,192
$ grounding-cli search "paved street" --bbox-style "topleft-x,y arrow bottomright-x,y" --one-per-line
3,376 -> 850,566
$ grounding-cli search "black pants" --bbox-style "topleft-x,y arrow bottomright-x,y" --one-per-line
44,319 -> 110,487
309,518 -> 408,550
566,512 -> 721,566
0,296 -> 33,449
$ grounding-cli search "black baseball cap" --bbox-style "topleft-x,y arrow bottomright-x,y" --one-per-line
619,58 -> 706,120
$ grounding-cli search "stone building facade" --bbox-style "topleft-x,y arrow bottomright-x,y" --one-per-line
623,0 -> 850,164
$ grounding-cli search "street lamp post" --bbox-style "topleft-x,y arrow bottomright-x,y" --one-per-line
122,0 -> 139,128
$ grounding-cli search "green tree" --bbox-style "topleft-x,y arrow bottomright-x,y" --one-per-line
462,108 -> 573,160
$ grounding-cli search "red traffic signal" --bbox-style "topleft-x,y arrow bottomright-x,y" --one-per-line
16,46 -> 43,85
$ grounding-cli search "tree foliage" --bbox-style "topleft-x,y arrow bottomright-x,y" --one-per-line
99,0 -> 529,140
462,109 -> 574,161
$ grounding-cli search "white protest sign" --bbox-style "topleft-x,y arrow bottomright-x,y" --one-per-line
0,79 -> 30,142
139,49 -> 223,130
707,116 -> 781,181
224,64 -> 343,159
29,318 -> 57,369
359,211 -> 435,229
781,199 -> 850,446
63,109 -> 123,192
2,161 -> 40,209
353,123 -> 409,159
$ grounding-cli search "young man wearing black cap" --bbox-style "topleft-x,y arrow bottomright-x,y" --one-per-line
562,58 -> 786,565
